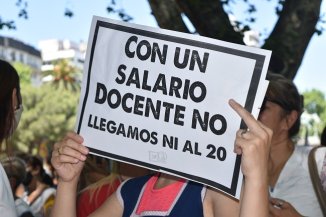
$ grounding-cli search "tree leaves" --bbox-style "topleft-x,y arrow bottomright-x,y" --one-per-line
42,59 -> 82,93
106,3 -> 133,22
64,8 -> 74,18
13,84 -> 80,153
11,62 -> 80,154
0,18 -> 16,30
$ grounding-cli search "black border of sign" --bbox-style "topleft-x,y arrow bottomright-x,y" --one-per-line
77,20 -> 266,197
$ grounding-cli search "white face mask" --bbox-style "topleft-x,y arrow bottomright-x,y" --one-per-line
14,105 -> 23,130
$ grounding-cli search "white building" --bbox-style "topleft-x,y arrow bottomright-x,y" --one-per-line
0,36 -> 42,85
38,39 -> 86,72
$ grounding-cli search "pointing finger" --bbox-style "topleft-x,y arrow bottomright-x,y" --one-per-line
228,99 -> 262,134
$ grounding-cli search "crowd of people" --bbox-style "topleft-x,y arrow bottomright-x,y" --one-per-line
1,154 -> 57,217
1,58 -> 326,217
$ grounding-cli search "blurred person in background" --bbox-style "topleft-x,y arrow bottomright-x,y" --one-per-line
321,126 -> 326,147
23,156 -> 56,217
260,73 -> 323,217
77,155 -> 112,192
43,155 -> 58,188
2,157 -> 34,217
0,59 -> 24,217
76,161 -> 149,217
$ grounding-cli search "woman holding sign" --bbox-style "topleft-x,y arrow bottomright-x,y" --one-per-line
50,99 -> 272,217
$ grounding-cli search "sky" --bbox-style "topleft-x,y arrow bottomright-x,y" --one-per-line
1,0 -> 325,95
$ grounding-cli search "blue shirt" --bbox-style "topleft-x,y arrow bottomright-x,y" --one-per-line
117,174 -> 206,217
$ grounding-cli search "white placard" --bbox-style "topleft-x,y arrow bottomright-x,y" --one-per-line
76,16 -> 271,199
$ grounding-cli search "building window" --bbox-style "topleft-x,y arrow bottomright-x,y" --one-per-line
20,53 -> 24,62
11,51 -> 16,61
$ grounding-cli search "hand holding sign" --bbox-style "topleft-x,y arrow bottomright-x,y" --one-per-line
227,99 -> 272,217
50,99 -> 272,217
229,99 -> 272,182
76,17 -> 271,198
49,16 -> 273,217
51,132 -> 89,183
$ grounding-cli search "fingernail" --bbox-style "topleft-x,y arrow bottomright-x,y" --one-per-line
229,99 -> 236,105
80,155 -> 86,161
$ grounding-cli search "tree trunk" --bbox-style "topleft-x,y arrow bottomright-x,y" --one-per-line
176,0 -> 243,44
262,0 -> 322,79
148,0 -> 190,33
147,0 -> 322,80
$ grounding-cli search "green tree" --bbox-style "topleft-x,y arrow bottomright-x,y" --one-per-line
12,84 -> 79,154
303,89 -> 326,116
43,59 -> 81,92
12,62 -> 32,86
301,89 -> 326,137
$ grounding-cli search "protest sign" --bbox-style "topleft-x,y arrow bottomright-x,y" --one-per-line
76,16 -> 271,199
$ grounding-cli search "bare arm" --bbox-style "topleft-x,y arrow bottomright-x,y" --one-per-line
204,188 -> 239,217
90,191 -> 123,217
205,99 -> 271,217
25,183 -> 47,204
239,174 -> 269,217
229,99 -> 271,217
51,179 -> 79,217
50,132 -> 89,217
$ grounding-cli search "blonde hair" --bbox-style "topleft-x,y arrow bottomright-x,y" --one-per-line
81,161 -> 121,203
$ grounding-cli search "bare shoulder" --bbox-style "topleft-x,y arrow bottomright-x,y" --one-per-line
89,191 -> 123,217
203,187 -> 239,217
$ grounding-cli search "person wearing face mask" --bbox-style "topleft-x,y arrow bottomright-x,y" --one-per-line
0,59 -> 24,217
22,156 -> 56,217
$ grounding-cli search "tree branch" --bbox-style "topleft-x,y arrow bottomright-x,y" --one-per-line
148,0 -> 190,33
262,0 -> 322,79
176,0 -> 243,44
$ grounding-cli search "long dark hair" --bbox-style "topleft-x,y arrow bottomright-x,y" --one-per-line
26,155 -> 54,187
321,126 -> 326,146
0,59 -> 21,145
